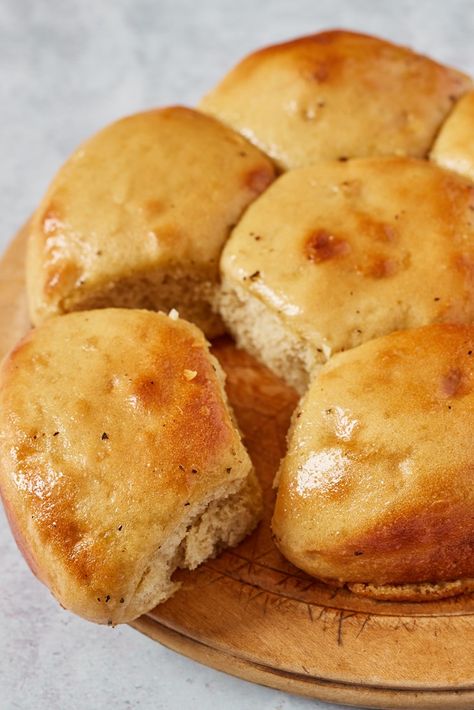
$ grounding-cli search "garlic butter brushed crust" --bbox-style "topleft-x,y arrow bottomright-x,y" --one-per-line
221,157 -> 474,358
272,325 -> 474,587
26,107 -> 274,329
0,309 -> 253,623
201,30 -> 471,170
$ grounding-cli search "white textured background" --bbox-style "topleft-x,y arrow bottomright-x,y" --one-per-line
1,1 -> 473,709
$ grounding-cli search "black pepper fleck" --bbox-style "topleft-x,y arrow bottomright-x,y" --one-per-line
105,595 -> 110,603
118,525 -> 123,531
249,270 -> 260,281
53,431 -> 59,436
101,432 -> 109,440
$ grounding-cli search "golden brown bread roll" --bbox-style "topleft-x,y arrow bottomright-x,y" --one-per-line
200,30 -> 471,170
272,324 -> 474,600
219,157 -> 474,393
26,106 -> 275,336
431,90 -> 474,181
0,309 -> 261,624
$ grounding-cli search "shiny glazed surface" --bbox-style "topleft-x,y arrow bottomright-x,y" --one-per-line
0,309 -> 251,623
221,157 -> 474,358
273,324 -> 474,585
200,30 -> 471,169
26,107 -> 275,324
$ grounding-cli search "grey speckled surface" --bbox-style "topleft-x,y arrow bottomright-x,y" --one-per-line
1,1 -> 473,709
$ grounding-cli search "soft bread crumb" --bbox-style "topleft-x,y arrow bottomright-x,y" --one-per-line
218,278 -> 320,394
127,472 -> 262,621
182,470 -> 261,568
60,268 -> 224,338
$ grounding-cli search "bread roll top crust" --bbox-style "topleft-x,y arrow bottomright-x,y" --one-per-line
201,29 -> 472,169
273,324 -> 474,586
27,106 -> 275,325
221,157 -> 474,359
0,309 -> 251,622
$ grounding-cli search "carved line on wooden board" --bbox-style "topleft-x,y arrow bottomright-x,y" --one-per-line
137,616 -> 474,695
192,550 -> 474,620
189,560 -> 474,627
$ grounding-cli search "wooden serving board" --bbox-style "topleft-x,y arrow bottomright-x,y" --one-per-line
2,228 -> 474,710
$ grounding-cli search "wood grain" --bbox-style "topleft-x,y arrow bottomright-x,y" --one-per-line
1,226 -> 474,710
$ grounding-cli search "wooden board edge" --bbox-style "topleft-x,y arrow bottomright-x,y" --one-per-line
130,616 -> 474,710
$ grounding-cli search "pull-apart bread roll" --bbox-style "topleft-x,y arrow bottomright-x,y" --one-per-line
200,30 -> 471,170
219,157 -> 474,393
431,91 -> 474,182
26,107 -> 275,336
0,309 -> 261,624
272,325 -> 474,601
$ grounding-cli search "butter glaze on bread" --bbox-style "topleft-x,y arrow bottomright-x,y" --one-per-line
200,30 -> 471,170
26,107 -> 275,335
431,91 -> 474,182
272,325 -> 474,600
0,309 -> 261,624
219,157 -> 474,392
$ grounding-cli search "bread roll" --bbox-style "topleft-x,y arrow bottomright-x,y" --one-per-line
272,324 -> 474,600
26,107 -> 275,335
219,157 -> 474,392
200,30 -> 471,170
0,309 -> 261,624
431,91 -> 474,181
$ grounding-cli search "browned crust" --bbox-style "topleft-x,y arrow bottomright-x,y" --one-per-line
272,325 -> 474,596
0,310 -> 253,622
348,578 -> 474,602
